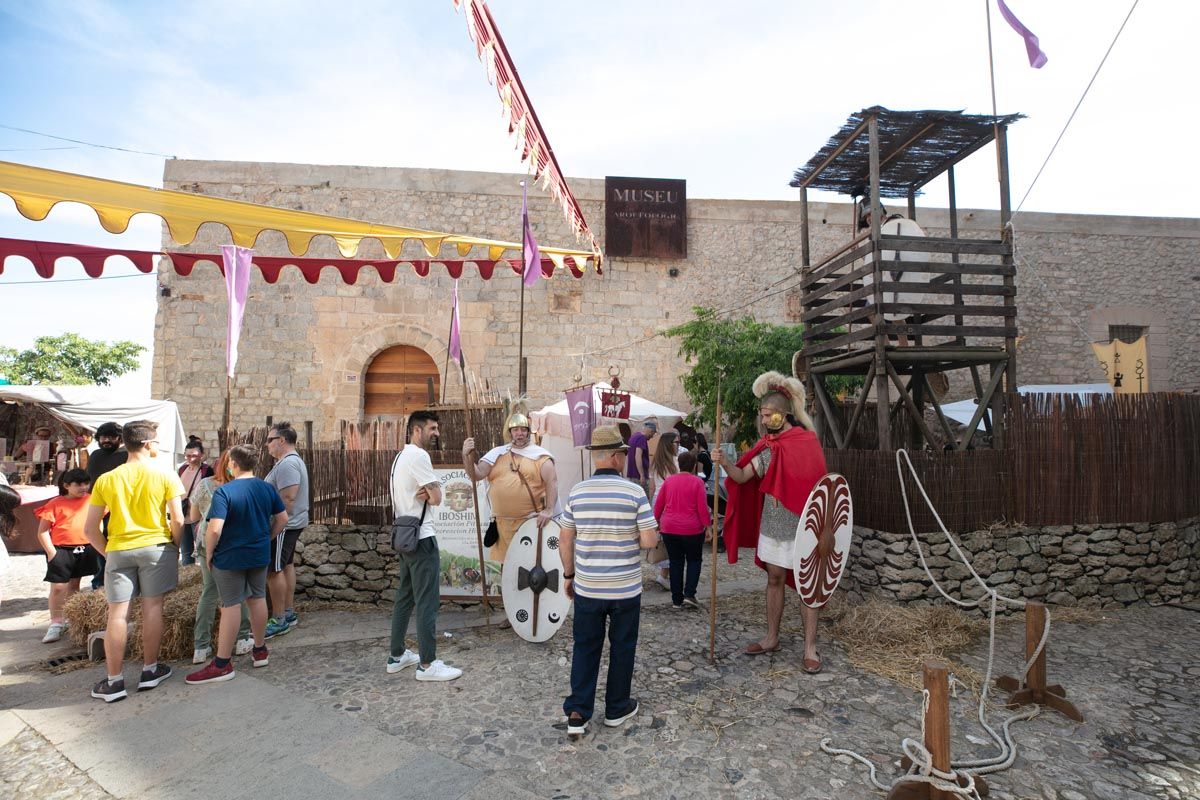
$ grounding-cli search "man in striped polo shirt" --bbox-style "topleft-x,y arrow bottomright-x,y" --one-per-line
558,425 -> 659,739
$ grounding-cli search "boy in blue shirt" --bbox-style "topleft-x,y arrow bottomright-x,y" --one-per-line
186,444 -> 287,685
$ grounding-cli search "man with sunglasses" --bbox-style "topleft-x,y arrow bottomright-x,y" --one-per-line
263,423 -> 309,639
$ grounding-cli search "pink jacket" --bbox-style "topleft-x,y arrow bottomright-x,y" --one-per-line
653,472 -> 711,536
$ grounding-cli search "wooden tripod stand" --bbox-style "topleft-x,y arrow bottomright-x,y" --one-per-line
994,602 -> 1083,722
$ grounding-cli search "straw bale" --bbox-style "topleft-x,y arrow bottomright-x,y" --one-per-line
62,565 -> 205,662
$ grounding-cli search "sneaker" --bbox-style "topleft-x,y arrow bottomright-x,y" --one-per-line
387,650 -> 420,673
284,609 -> 299,628
265,617 -> 291,639
415,659 -> 462,682
566,712 -> 588,738
234,637 -> 254,655
192,647 -> 212,664
670,603 -> 683,611
185,660 -> 235,684
251,646 -> 269,668
681,596 -> 701,610
42,622 -> 67,643
654,574 -> 671,592
90,677 -> 127,703
604,698 -> 640,728
138,663 -> 173,690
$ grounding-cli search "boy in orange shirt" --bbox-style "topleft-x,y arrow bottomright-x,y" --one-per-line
36,468 -> 100,643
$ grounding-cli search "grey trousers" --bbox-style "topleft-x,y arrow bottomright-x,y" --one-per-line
194,544 -> 251,649
390,536 -> 441,664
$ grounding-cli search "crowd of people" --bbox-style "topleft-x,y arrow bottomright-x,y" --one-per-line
1,370 -> 831,722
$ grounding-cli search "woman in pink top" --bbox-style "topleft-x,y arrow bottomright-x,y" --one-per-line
653,452 -> 712,609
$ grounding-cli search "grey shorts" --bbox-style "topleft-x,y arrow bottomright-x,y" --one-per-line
213,565 -> 268,607
105,543 -> 180,603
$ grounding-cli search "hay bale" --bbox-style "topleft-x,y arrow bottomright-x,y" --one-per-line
62,565 -> 205,662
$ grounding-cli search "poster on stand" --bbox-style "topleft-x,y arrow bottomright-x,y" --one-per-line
428,467 -> 499,597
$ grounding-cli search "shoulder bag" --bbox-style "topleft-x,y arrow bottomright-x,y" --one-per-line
391,500 -> 428,555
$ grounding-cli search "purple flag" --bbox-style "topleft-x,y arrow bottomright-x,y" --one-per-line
221,245 -> 252,378
521,180 -> 541,287
448,279 -> 464,369
565,384 -> 595,448
997,0 -> 1047,68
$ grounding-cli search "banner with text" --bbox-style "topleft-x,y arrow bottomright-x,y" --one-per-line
566,384 -> 596,447
429,467 -> 497,597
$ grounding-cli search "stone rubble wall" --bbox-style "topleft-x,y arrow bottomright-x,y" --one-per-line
294,518 -> 1200,610
843,518 -> 1200,609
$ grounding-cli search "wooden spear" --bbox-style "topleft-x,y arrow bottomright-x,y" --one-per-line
708,375 -> 723,665
461,370 -> 493,620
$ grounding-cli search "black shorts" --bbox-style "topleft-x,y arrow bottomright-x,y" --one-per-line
270,528 -> 304,573
45,544 -> 102,583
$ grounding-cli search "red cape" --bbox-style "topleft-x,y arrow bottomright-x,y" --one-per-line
723,427 -> 828,586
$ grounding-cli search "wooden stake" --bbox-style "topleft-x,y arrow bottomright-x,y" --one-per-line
994,601 -> 1083,721
708,377 -> 723,665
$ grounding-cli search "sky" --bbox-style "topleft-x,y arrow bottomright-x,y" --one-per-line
0,0 -> 1189,396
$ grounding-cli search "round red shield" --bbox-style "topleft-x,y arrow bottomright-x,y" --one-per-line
792,473 -> 853,609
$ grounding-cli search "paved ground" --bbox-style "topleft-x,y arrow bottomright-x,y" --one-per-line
2,550 -> 1198,799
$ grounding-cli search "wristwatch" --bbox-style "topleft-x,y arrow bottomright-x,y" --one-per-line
563,573 -> 575,580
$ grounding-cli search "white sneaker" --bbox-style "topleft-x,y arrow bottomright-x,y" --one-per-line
234,637 -> 254,656
415,659 -> 462,682
655,574 -> 671,592
42,622 -> 67,643
386,650 -> 420,673
193,647 -> 212,664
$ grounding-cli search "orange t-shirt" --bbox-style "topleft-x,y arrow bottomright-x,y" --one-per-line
35,494 -> 92,547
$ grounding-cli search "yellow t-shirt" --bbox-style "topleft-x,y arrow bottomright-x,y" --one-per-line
89,462 -> 186,552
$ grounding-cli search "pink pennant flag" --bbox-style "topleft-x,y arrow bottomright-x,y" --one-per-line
221,245 -> 253,378
448,279 -> 464,369
521,180 -> 541,287
997,0 -> 1048,68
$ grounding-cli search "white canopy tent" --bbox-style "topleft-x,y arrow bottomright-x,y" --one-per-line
940,383 -> 1113,430
0,385 -> 188,468
530,382 -> 687,496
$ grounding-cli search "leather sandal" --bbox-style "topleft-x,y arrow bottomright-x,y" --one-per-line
744,641 -> 781,656
802,653 -> 823,674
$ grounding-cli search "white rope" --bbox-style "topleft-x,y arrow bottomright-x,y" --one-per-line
823,449 -> 1051,794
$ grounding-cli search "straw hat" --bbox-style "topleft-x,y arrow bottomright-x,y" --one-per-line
586,425 -> 629,451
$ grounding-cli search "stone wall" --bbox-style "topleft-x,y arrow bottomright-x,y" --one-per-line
844,518 -> 1200,609
152,160 -> 1200,443
294,524 -> 397,605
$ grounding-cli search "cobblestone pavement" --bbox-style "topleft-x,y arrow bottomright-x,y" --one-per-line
3,550 -> 1198,799
256,572 -> 1199,800
0,726 -> 111,800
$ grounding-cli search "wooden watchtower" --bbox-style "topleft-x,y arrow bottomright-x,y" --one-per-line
791,106 -> 1022,451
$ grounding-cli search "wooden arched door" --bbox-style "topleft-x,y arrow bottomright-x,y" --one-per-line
364,345 -> 440,418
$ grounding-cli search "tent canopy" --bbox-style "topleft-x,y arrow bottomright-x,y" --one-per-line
940,383 -> 1113,429
0,160 -> 598,267
0,385 -> 188,466
531,382 -> 687,439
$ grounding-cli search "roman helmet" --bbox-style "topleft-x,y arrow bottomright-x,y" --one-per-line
752,370 -> 815,432
503,400 -> 532,443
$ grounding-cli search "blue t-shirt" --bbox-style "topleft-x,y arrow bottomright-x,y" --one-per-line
208,478 -> 285,570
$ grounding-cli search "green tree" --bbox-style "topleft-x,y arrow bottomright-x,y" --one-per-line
0,333 -> 144,386
665,307 -> 860,446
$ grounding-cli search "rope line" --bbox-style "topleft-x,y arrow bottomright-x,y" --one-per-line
0,122 -> 177,159
821,449 -> 1050,796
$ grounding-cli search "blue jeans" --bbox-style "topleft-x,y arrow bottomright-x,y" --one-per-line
564,593 -> 641,722
662,533 -> 704,605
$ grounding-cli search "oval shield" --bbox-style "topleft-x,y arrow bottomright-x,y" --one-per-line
501,517 -> 572,642
792,473 -> 853,609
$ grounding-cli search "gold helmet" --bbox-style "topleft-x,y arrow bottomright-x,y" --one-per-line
503,400 -> 532,442
752,370 -> 815,432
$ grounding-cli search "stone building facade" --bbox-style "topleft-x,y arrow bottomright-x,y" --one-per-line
153,160 -> 1200,442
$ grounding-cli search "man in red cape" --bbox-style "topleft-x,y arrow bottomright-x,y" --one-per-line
714,370 -> 827,673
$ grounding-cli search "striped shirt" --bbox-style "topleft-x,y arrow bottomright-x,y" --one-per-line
560,470 -> 656,600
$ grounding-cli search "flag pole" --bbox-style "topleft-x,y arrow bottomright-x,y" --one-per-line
708,376 -> 723,665
518,179 -> 528,394
461,362 -> 493,620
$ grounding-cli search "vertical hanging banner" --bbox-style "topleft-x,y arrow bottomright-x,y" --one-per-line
600,389 -> 631,419
522,180 -> 541,287
221,245 -> 253,377
565,384 -> 595,447
448,279 -> 464,369
1091,336 -> 1149,394
996,0 -> 1048,69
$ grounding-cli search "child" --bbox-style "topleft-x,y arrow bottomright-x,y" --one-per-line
36,468 -> 100,642
652,451 -> 711,609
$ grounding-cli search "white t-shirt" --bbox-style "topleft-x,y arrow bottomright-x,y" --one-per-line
389,444 -> 439,540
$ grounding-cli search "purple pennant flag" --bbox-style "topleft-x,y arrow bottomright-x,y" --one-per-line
997,0 -> 1048,68
448,279 -> 464,369
521,180 -> 541,287
221,245 -> 253,378
565,383 -> 595,448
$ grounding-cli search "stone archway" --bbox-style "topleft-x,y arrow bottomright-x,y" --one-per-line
330,323 -> 451,427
